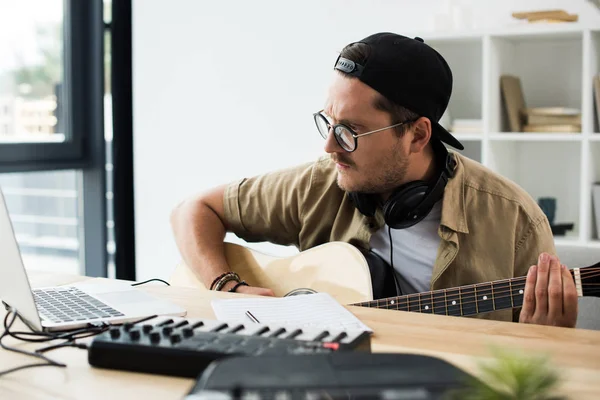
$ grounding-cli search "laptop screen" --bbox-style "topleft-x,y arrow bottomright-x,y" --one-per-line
0,188 -> 43,331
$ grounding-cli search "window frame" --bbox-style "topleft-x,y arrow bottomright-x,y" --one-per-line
0,0 -> 107,277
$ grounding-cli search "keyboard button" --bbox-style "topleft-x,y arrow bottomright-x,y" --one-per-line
149,332 -> 161,344
129,330 -> 141,340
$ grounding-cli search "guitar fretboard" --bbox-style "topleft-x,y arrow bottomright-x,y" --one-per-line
350,271 -> 577,316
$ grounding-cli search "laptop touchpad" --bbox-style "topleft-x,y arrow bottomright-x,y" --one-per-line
96,290 -> 157,305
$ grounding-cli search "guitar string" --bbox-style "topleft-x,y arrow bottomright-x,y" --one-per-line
360,266 -> 600,307
355,267 -> 600,311
359,278 -> 600,312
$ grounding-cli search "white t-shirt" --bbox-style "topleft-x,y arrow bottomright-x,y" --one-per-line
369,200 -> 442,295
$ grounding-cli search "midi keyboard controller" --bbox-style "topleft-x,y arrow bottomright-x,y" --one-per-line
87,316 -> 371,378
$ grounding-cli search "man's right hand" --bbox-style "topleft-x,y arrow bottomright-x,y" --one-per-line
235,285 -> 275,297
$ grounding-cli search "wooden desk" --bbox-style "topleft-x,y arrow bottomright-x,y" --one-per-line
1,271 -> 599,400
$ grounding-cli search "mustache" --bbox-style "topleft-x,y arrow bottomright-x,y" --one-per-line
331,155 -> 354,166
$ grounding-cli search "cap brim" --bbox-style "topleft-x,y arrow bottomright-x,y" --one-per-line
432,121 -> 464,150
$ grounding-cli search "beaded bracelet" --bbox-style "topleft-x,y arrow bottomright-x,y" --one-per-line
213,274 -> 241,291
210,271 -> 239,291
228,281 -> 249,293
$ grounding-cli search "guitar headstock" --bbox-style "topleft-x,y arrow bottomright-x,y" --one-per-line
577,261 -> 600,298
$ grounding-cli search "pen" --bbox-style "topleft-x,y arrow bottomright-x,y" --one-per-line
245,310 -> 260,323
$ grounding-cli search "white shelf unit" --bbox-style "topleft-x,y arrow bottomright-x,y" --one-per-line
422,25 -> 600,249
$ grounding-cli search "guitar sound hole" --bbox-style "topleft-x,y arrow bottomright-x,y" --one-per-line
284,288 -> 318,297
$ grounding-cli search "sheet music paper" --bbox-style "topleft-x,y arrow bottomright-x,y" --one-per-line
211,293 -> 372,332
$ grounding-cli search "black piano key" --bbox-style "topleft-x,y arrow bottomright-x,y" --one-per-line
330,332 -> 347,343
228,324 -> 245,334
253,326 -> 270,336
173,320 -> 189,328
286,329 -> 302,339
313,331 -> 330,342
211,323 -> 229,332
269,327 -> 287,337
190,321 -> 204,329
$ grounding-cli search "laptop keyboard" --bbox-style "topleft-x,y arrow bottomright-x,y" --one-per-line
33,287 -> 125,324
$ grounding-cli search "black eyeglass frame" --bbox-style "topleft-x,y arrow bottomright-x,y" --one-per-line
313,110 -> 418,152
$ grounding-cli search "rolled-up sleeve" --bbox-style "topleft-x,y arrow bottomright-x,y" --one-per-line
223,161 -> 316,247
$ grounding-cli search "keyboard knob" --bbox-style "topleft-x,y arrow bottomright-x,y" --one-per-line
170,334 -> 181,344
142,324 -> 153,334
122,322 -> 133,331
162,326 -> 173,335
109,328 -> 121,339
129,330 -> 141,341
181,327 -> 194,338
149,331 -> 161,344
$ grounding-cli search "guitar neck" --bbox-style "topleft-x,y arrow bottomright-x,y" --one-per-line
351,269 -> 582,317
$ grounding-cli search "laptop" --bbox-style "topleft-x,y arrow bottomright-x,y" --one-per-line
0,188 -> 186,332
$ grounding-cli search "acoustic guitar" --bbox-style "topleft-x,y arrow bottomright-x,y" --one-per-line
170,242 -> 600,318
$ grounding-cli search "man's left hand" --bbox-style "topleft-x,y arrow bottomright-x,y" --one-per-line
519,252 -> 578,328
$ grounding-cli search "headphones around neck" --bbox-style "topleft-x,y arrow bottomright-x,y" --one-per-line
348,140 -> 457,229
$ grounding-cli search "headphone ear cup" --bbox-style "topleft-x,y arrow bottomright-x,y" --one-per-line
383,181 -> 432,229
348,192 -> 377,217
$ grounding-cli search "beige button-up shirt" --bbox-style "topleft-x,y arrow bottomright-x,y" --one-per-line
223,153 -> 555,322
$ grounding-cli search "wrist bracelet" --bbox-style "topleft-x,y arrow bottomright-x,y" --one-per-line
214,274 -> 240,291
210,272 -> 230,290
228,281 -> 249,293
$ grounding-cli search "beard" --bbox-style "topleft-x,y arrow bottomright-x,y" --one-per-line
334,143 -> 409,194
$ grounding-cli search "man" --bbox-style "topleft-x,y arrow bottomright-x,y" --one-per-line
170,32 -> 578,328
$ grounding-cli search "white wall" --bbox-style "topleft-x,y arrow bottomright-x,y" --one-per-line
132,0 -> 600,280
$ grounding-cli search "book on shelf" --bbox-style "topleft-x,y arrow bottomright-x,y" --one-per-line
512,9 -> 578,23
449,118 -> 482,134
523,114 -> 581,126
523,124 -> 580,133
500,75 -> 525,132
593,183 -> 600,239
594,74 -> 600,131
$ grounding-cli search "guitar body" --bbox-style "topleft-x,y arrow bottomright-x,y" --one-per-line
169,242 -> 374,304
171,242 -> 599,318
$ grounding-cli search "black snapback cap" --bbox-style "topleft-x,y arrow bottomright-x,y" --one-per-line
334,32 -> 464,151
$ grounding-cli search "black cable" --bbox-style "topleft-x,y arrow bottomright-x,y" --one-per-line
0,362 -> 64,378
131,278 -> 170,286
0,308 -> 157,378
388,225 -> 394,272
36,341 -> 88,354
0,310 -> 66,378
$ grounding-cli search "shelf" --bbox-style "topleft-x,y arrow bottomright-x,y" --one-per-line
451,133 -> 483,141
413,25 -> 594,43
555,238 -> 600,249
489,24 -> 585,41
488,133 -> 582,141
590,135 -> 600,142
554,237 -> 584,247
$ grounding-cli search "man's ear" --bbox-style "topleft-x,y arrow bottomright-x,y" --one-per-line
409,117 -> 432,153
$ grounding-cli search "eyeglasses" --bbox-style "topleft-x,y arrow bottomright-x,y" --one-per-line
313,110 -> 415,152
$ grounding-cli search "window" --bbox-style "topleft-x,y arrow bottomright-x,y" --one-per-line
0,170 -> 81,274
0,0 -> 108,277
